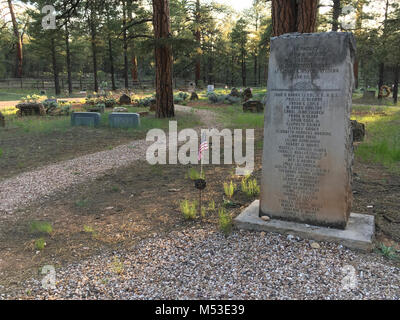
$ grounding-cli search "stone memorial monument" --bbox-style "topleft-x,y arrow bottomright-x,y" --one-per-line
71,112 -> 101,127
109,112 -> 140,129
235,32 -> 374,251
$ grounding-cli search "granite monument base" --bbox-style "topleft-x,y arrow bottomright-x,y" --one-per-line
235,200 -> 374,252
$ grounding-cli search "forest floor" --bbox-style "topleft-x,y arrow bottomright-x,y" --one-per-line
0,99 -> 399,299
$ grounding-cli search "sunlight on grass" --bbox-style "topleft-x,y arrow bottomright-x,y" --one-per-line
352,105 -> 400,173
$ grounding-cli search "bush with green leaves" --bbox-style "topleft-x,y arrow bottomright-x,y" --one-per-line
223,181 -> 236,198
29,221 -> 53,235
208,93 -> 240,105
188,168 -> 205,180
218,208 -> 232,235
241,176 -> 260,197
377,243 -> 398,260
180,200 -> 197,219
20,94 -> 46,103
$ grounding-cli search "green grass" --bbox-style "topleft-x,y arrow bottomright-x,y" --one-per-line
352,105 -> 400,173
29,221 -> 53,235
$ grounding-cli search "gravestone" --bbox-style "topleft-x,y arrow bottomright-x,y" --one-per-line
0,111 -> 5,127
259,32 -> 356,229
71,112 -> 101,127
243,87 -> 253,101
109,112 -> 140,129
207,85 -> 214,93
119,94 -> 131,105
243,100 -> 264,113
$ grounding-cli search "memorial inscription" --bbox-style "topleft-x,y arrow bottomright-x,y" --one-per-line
260,32 -> 355,229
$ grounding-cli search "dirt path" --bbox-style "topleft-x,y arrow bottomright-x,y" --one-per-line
0,97 -> 83,109
0,105 -> 217,218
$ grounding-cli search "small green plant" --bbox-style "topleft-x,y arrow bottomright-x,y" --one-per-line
377,243 -> 398,260
218,208 -> 232,236
208,200 -> 216,211
110,256 -> 124,275
241,176 -> 260,197
223,181 -> 236,198
83,225 -> 94,233
180,199 -> 197,219
34,238 -> 46,250
201,206 -> 206,218
75,199 -> 88,207
29,221 -> 53,235
188,168 -> 205,180
111,186 -> 120,192
0,148 -> 3,158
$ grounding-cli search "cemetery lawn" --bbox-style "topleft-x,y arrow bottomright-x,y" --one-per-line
0,108 -> 201,180
1,102 -> 400,295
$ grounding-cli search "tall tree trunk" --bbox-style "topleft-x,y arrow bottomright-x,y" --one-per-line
194,0 -> 201,85
90,21 -> 98,93
271,0 -> 318,36
65,20 -> 73,94
272,0 -> 296,36
393,64 -> 399,105
123,0 -> 129,88
332,0 -> 341,31
7,0 -> 22,77
296,0 -> 318,33
242,55 -> 246,87
131,55 -> 138,81
378,63 -> 384,100
108,37 -> 116,90
153,0 -> 174,118
51,37 -> 60,95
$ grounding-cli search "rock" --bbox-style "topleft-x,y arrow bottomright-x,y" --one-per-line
260,215 -> 270,222
351,120 -> 365,142
243,87 -> 253,101
119,94 -> 131,105
113,107 -> 128,113
311,242 -> 320,249
190,92 -> 199,100
243,100 -> 264,113
0,111 -> 5,127
230,87 -> 240,97
15,103 -> 46,116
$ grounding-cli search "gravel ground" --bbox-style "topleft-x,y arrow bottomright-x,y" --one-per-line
3,227 -> 399,300
0,106 -> 214,218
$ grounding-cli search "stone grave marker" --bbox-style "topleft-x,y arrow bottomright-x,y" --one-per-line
71,112 -> 101,127
109,112 -> 140,129
207,84 -> 214,93
259,32 -> 356,229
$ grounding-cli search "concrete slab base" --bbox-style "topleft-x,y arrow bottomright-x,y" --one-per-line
234,200 -> 375,252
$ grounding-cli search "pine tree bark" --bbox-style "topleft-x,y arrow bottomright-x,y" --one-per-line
123,0 -> 129,89
194,0 -> 201,85
51,37 -> 60,95
65,21 -> 73,94
271,0 -> 318,36
272,0 -> 296,36
108,37 -> 116,90
332,0 -> 341,31
7,0 -> 22,77
153,0 -> 174,118
393,64 -> 399,105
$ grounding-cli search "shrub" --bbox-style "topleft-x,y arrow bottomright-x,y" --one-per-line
34,238 -> 46,250
218,208 -> 232,235
29,221 -> 53,235
223,181 -> 236,198
180,200 -> 197,219
188,168 -> 205,180
241,176 -> 260,197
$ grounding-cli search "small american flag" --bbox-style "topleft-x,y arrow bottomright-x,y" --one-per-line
198,131 -> 209,161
